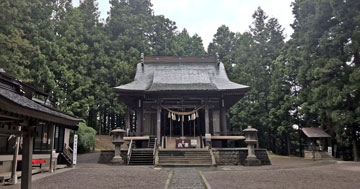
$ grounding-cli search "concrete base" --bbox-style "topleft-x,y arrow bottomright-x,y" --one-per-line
212,148 -> 271,166
98,150 -> 127,164
111,156 -> 124,165
243,157 -> 261,166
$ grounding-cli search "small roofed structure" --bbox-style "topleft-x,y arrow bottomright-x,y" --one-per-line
0,70 -> 82,188
302,127 -> 332,160
302,128 -> 331,138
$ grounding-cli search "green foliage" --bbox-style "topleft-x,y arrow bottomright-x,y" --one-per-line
2,0 -> 359,159
77,122 -> 96,153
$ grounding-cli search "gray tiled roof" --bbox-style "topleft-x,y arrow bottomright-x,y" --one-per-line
114,57 -> 249,93
0,87 -> 82,124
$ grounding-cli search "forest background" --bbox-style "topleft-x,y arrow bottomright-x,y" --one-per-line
0,0 -> 359,160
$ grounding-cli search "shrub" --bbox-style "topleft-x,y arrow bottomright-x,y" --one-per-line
77,122 -> 96,153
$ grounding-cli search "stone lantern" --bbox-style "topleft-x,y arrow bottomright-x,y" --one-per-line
243,126 -> 261,166
110,128 -> 126,164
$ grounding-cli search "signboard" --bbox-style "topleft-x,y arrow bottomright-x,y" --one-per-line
73,134 -> 78,165
328,147 -> 332,157
55,127 -> 59,138
191,139 -> 197,147
205,133 -> 211,141
43,133 -> 48,143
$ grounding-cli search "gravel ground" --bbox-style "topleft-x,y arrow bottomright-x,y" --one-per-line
203,156 -> 360,189
3,153 -> 360,189
3,152 -> 169,189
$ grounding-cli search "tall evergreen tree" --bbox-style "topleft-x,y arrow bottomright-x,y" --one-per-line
228,7 -> 285,150
288,0 -> 360,160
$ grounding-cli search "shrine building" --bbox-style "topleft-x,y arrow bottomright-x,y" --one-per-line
113,56 -> 273,166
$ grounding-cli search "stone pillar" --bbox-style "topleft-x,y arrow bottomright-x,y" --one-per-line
220,99 -> 227,135
156,105 -> 161,146
21,125 -> 35,189
49,125 -> 55,173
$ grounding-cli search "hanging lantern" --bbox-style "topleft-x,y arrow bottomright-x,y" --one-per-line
182,115 -> 184,122
178,115 -> 180,122
195,111 -> 199,118
188,115 -> 191,121
168,112 -> 171,118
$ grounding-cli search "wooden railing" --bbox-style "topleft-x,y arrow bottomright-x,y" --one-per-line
213,131 -> 244,136
153,138 -> 157,156
127,131 -> 154,137
62,146 -> 73,165
127,139 -> 133,165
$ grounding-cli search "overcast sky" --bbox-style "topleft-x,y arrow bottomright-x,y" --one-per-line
73,0 -> 295,49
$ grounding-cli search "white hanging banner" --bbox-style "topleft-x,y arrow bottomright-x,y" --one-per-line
73,134 -> 78,165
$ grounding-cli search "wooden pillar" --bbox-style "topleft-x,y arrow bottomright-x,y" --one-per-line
49,125 -> 55,173
205,104 -> 211,147
125,109 -> 130,130
21,125 -> 35,189
11,125 -> 21,184
136,99 -> 143,136
136,106 -> 143,136
205,104 -> 210,135
220,99 -> 227,135
156,105 -> 161,146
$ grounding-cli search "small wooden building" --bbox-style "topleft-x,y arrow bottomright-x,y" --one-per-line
0,69 -> 82,187
302,127 -> 332,160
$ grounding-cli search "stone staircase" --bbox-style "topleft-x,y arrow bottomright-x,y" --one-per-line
319,151 -> 333,159
128,149 -> 154,165
158,149 -> 213,167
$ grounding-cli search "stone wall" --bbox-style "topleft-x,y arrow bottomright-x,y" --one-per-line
98,150 -> 127,164
212,148 -> 271,166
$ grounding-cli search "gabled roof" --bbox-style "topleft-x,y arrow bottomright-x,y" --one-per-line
302,127 -> 331,138
0,70 -> 82,128
114,56 -> 249,93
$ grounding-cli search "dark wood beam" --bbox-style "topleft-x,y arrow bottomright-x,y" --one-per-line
21,123 -> 36,189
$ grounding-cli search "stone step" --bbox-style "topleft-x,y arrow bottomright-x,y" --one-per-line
129,159 -> 153,161
159,157 -> 211,159
159,160 -> 212,163
157,163 -> 212,167
159,154 -> 211,157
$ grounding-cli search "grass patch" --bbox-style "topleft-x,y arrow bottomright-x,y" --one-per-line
95,135 -> 115,151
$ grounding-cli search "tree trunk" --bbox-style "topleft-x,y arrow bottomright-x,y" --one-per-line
98,109 -> 103,135
298,129 -> 302,157
353,130 -> 358,161
102,110 -> 107,134
287,133 -> 291,156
